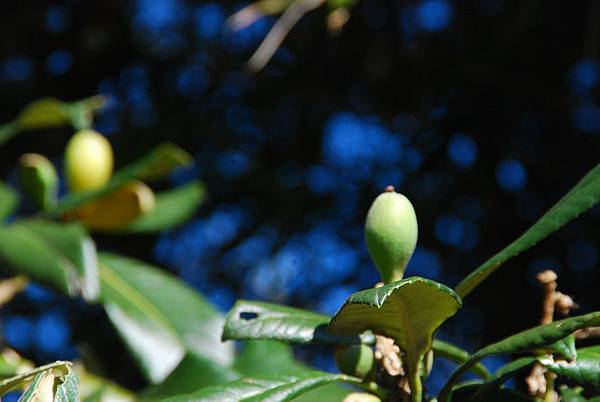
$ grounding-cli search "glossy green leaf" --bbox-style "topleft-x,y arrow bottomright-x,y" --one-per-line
99,253 -> 234,384
456,162 -> 600,298
0,181 -> 19,221
545,334 -> 577,360
542,345 -> 600,392
0,122 -> 18,146
432,339 -> 490,379
53,143 -> 193,215
124,181 -> 205,233
159,371 -> 361,402
223,300 -> 374,345
329,276 -> 461,402
468,357 -> 538,401
439,311 -> 600,402
0,361 -> 71,395
0,220 -> 99,301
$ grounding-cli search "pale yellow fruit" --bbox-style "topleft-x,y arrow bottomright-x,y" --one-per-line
65,129 -> 113,192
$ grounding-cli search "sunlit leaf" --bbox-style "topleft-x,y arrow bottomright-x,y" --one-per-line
0,361 -> 71,395
0,220 -> 99,301
98,253 -> 234,384
15,98 -> 70,131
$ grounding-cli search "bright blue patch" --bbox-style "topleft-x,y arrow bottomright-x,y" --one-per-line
416,0 -> 453,32
496,159 -> 527,191
447,133 -> 477,168
3,316 -> 34,350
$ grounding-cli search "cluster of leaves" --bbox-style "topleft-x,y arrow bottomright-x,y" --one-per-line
0,96 -> 599,402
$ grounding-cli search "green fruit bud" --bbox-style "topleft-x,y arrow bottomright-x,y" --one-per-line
365,186 -> 418,283
65,129 -> 113,193
335,344 -> 374,379
17,153 -> 58,211
342,392 -> 382,402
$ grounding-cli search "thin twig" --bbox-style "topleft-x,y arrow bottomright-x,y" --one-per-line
247,0 -> 325,72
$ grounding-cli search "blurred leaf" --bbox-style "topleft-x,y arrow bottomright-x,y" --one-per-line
0,349 -> 33,379
542,345 -> 600,392
75,364 -> 134,402
98,253 -> 234,384
159,371 -> 361,402
140,354 -> 237,401
468,357 -> 538,401
560,387 -> 588,402
0,219 -> 100,301
432,339 -> 490,379
15,98 -> 70,131
223,300 -> 374,345
0,361 -> 71,395
456,162 -> 600,298
69,180 -> 155,231
439,311 -> 600,402
54,143 -> 193,215
0,122 -> 18,146
124,181 -> 204,233
329,276 -> 461,395
0,181 -> 19,221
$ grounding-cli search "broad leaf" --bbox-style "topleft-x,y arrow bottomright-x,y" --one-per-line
456,162 -> 600,298
329,276 -> 461,401
439,311 -> 600,402
159,371 -> 361,402
0,181 -> 19,221
432,339 -> 490,379
124,181 -> 205,233
542,345 -> 600,392
99,253 -> 234,384
545,334 -> 577,360
0,220 -> 99,301
0,361 -> 71,395
53,143 -> 193,215
223,300 -> 374,345
16,98 -> 70,131
18,363 -> 79,402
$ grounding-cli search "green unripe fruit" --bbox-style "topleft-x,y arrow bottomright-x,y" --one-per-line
365,186 -> 418,283
17,153 -> 58,211
65,129 -> 113,192
334,344 -> 374,379
342,393 -> 382,402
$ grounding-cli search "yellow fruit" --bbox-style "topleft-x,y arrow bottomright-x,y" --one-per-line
65,129 -> 113,192
70,180 -> 155,231
365,186 -> 418,283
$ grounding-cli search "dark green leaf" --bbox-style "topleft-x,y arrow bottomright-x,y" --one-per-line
439,311 -> 600,402
223,300 -> 374,345
545,334 -> 577,360
542,345 -> 600,392
53,143 -> 193,215
447,381 -> 536,402
0,123 -> 18,146
456,162 -> 600,298
159,371 -> 361,402
329,276 -> 461,392
99,253 -> 234,384
124,182 -> 205,233
432,339 -> 490,379
0,181 -> 18,222
0,220 -> 99,301
468,357 -> 538,401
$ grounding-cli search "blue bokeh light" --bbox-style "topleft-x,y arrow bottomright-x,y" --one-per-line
415,0 -> 454,32
435,214 -> 464,247
572,101 -> 600,134
33,312 -> 71,356
194,3 -> 226,40
3,316 -> 34,350
405,246 -> 442,279
0,56 -> 33,82
567,240 -> 598,273
568,59 -> 600,94
447,133 -> 478,168
46,6 -> 70,33
496,159 -> 527,191
46,49 -> 73,76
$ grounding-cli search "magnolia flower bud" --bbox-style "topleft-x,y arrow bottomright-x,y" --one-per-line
365,186 -> 418,283
17,153 -> 58,210
65,129 -> 113,192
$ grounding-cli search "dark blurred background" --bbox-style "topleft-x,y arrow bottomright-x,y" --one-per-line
0,0 -> 599,396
